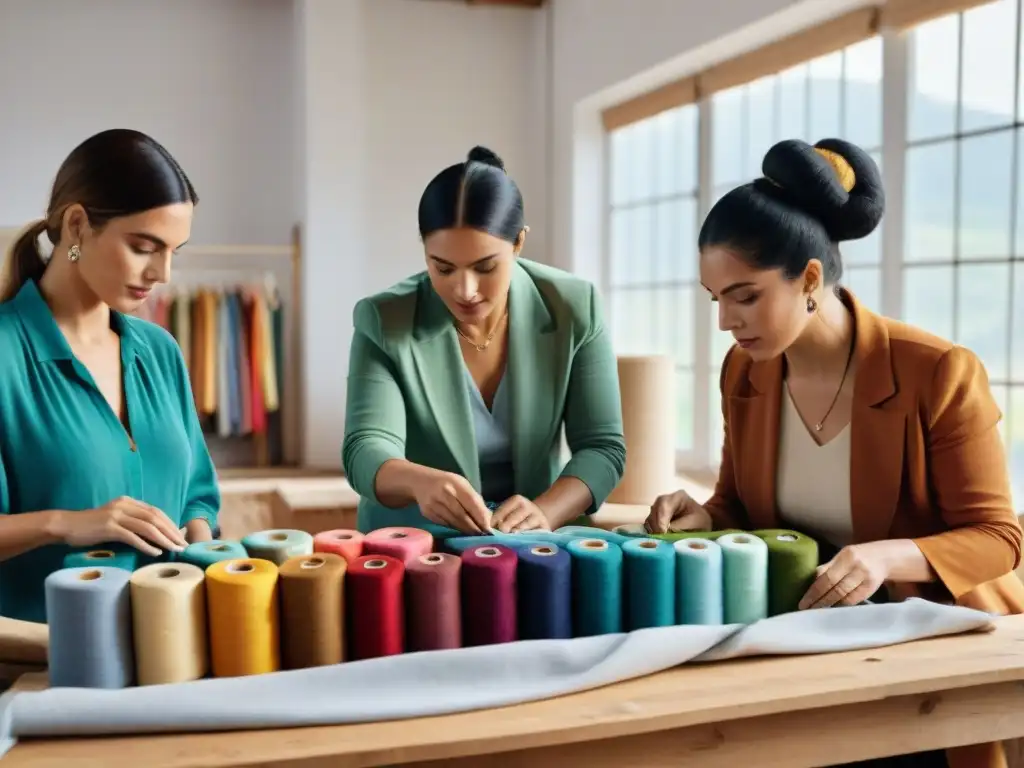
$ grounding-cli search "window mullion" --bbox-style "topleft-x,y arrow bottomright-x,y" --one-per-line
880,26 -> 909,320
691,96 -> 714,474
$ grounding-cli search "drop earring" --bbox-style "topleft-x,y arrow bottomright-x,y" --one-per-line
806,296 -> 817,314
67,244 -> 81,263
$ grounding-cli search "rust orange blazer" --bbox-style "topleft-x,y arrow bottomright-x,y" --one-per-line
706,289 -> 1024,612
705,291 -> 1024,767
706,290 -> 1023,768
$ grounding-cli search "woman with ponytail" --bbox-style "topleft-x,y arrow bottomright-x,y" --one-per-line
0,129 -> 219,623
646,138 -> 1022,767
342,145 -> 625,535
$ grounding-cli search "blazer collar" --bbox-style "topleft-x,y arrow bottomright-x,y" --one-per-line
735,288 -> 904,542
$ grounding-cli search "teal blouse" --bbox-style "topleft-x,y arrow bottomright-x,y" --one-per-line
0,280 -> 220,623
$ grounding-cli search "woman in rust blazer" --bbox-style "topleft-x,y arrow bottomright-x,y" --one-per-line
646,138 -> 1023,768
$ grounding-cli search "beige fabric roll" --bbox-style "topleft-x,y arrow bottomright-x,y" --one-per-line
608,355 -> 676,505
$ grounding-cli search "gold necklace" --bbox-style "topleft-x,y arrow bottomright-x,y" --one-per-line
455,307 -> 507,352
814,339 -> 855,432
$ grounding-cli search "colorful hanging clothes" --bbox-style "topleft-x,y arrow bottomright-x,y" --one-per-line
132,282 -> 286,464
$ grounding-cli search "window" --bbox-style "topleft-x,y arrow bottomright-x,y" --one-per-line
606,105 -> 700,455
902,0 -> 1024,505
602,0 -> 1024,510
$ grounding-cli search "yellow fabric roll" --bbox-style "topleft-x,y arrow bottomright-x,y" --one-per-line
206,558 -> 280,677
129,563 -> 209,685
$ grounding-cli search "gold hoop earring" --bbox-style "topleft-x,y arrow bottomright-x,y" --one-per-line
67,245 -> 81,263
806,296 -> 817,314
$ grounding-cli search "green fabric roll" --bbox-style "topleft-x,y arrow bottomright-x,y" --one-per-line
752,529 -> 820,616
619,528 -> 742,543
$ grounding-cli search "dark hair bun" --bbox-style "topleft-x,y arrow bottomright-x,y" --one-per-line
467,145 -> 505,172
759,138 -> 884,242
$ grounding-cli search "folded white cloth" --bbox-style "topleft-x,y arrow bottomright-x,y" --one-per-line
0,598 -> 993,759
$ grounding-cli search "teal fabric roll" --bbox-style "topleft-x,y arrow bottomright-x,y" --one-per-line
179,540 -> 248,570
566,538 -> 623,636
622,538 -> 675,630
553,525 -> 633,547
62,548 -> 138,572
718,532 -> 769,624
673,537 -> 724,625
241,529 -> 314,566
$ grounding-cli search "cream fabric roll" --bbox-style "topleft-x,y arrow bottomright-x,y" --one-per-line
608,355 -> 676,505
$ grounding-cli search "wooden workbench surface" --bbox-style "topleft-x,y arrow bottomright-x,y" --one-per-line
4,614 -> 1024,767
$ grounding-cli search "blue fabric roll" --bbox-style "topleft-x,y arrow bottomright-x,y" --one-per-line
566,538 -> 623,637
517,543 -> 573,640
622,538 -> 676,630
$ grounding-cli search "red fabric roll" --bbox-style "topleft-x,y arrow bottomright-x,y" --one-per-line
406,552 -> 462,651
460,544 -> 518,646
347,554 -> 405,659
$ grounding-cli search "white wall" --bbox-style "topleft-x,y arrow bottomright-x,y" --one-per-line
547,0 -> 873,282
0,0 -> 549,470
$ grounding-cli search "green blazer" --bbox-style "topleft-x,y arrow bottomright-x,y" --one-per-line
342,258 -> 626,532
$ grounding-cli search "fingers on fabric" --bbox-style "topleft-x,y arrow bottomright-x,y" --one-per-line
647,492 -> 686,533
120,497 -> 187,546
496,500 -> 532,533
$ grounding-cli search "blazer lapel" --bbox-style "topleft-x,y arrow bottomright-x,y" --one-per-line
506,262 -> 564,497
730,354 -> 784,530
411,282 -> 481,490
845,290 -> 905,543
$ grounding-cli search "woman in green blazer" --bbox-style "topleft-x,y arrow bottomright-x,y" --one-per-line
343,146 -> 626,535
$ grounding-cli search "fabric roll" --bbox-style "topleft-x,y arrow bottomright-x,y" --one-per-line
278,553 -> 347,668
461,545 -> 518,646
241,529 -> 314,566
347,555 -> 405,660
62,548 -> 138,572
753,529 -> 820,616
673,537 -> 725,625
405,553 -> 462,651
45,566 -> 135,688
718,533 -> 769,624
363,527 -> 433,565
566,538 -> 623,637
179,540 -> 248,570
205,558 -> 280,677
129,563 -> 208,685
312,529 -> 364,563
622,538 -> 676,630
516,544 -> 572,640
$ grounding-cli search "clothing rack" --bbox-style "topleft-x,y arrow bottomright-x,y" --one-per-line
0,224 -> 305,471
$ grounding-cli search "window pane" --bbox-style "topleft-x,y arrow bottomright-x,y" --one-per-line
673,197 -> 699,283
903,265 -> 954,340
651,286 -> 682,357
676,368 -> 695,452
959,130 -> 1014,260
629,206 -> 653,286
960,0 -> 1017,133
671,286 -> 696,367
957,263 -> 1011,381
609,209 -> 630,287
629,120 -> 655,206
1011,387 -> 1024,510
610,290 -> 656,356
843,37 -> 882,149
609,127 -> 631,206
904,142 -> 956,262
653,110 -> 680,199
676,105 -> 699,194
843,266 -> 880,312
712,87 -> 745,187
908,13 -> 959,142
709,370 -> 725,466
809,51 -> 842,139
653,200 -> 676,282
1013,265 -> 1024,380
778,63 -> 809,142
745,76 -> 777,179
1014,127 -> 1024,257
709,299 -> 734,368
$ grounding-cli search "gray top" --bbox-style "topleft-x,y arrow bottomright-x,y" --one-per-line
464,364 -> 515,504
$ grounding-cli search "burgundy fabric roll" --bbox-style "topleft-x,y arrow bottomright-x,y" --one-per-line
405,552 -> 462,652
460,544 -> 518,646
347,554 -> 405,660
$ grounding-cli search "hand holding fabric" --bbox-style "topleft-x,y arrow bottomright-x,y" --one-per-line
799,541 -> 891,609
645,489 -> 713,534
491,495 -> 552,533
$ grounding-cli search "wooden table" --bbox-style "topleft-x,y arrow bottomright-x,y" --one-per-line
4,615 -> 1024,767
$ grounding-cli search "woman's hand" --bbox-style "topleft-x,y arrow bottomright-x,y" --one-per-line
411,469 -> 491,534
53,497 -> 188,557
645,490 -> 713,534
491,495 -> 552,533
799,542 -> 892,609
184,519 -> 214,544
